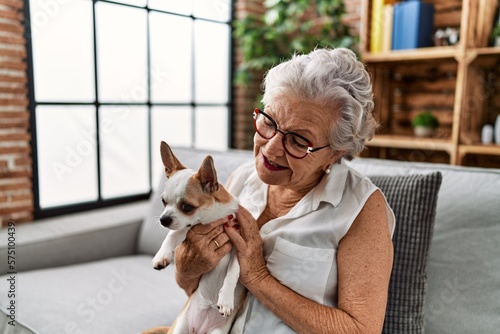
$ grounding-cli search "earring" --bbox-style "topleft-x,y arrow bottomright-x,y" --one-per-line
325,165 -> 331,174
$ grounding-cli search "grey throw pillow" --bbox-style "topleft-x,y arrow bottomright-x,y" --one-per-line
370,172 -> 443,334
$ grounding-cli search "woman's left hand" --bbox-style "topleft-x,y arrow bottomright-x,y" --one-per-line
224,204 -> 270,289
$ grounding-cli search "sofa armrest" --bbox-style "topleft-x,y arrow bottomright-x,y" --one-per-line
0,201 -> 149,274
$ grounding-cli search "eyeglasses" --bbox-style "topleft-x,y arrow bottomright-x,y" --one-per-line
253,108 -> 330,159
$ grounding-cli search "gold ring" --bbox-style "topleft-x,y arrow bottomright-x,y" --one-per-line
213,240 -> 220,248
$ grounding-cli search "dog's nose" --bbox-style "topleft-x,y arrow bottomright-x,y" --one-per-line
159,215 -> 173,228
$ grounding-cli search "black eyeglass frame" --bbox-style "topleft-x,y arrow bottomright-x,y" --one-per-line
252,108 -> 331,159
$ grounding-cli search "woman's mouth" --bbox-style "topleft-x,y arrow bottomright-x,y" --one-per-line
262,155 -> 288,171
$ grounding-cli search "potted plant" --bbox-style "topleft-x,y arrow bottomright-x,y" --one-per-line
412,111 -> 440,137
492,22 -> 500,47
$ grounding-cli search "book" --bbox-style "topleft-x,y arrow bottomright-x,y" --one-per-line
370,0 -> 397,53
370,0 -> 385,53
392,1 -> 435,50
381,4 -> 394,52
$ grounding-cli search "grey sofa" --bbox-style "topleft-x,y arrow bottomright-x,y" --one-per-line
1,147 -> 499,334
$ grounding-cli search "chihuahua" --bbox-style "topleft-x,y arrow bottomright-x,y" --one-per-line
152,141 -> 245,334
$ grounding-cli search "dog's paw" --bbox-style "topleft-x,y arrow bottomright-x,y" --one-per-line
217,292 -> 234,317
152,257 -> 171,270
217,302 -> 234,317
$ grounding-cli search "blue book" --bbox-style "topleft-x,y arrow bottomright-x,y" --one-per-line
392,0 -> 435,50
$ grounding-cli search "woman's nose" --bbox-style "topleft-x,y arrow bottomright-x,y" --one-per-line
265,132 -> 285,156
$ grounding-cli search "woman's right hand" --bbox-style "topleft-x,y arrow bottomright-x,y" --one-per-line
174,216 -> 234,295
224,204 -> 270,289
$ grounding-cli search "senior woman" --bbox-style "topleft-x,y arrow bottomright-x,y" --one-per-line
173,48 -> 395,334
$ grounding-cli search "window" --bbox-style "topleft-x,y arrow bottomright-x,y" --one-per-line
26,0 -> 233,218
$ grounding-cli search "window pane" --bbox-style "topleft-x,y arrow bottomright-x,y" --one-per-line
151,106 -> 192,186
36,106 -> 98,208
195,106 -> 228,150
193,0 -> 231,22
194,20 -> 230,104
111,0 -> 147,7
96,2 -> 148,102
30,0 -> 94,102
149,12 -> 192,103
100,106 -> 150,199
148,0 -> 192,15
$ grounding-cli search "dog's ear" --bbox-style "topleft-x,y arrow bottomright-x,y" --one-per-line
197,155 -> 219,193
160,141 -> 186,178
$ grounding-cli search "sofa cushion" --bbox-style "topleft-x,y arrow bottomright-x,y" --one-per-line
370,172 -> 442,333
0,255 -> 187,334
0,201 -> 148,275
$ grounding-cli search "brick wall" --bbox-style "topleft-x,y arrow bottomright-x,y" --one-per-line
0,0 -> 32,226
232,0 -> 266,150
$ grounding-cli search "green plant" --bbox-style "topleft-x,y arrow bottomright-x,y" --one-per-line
491,22 -> 500,39
412,111 -> 440,129
233,0 -> 357,89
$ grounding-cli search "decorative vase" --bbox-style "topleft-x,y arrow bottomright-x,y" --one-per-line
495,115 -> 500,144
482,124 -> 494,144
414,126 -> 434,137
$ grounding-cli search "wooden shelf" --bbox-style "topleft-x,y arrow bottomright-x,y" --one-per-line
361,0 -> 500,168
474,46 -> 500,56
464,47 -> 500,64
363,47 -> 500,65
459,144 -> 500,156
361,46 -> 460,63
366,134 -> 454,153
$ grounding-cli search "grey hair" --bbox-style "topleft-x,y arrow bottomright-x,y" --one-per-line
262,48 -> 378,161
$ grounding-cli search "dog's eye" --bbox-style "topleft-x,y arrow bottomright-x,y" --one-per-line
180,202 -> 195,214
161,198 -> 167,207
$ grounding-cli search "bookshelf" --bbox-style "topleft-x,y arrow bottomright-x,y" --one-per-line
360,0 -> 500,168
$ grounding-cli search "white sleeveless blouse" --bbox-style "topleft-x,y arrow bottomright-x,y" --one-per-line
225,159 -> 395,334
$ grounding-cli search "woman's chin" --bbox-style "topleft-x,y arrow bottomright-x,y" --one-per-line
255,158 -> 289,185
